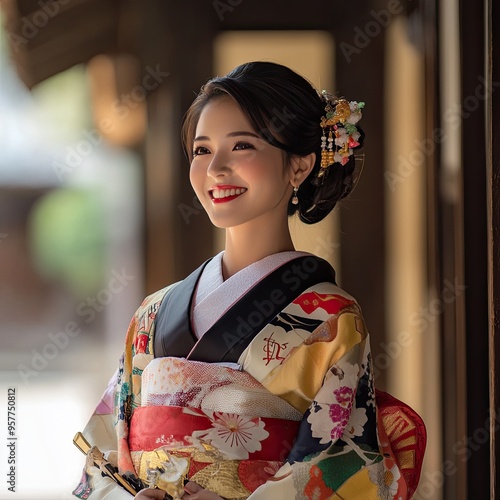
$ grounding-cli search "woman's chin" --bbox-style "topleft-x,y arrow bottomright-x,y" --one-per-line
207,214 -> 243,229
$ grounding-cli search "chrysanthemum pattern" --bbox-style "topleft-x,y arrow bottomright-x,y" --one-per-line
368,460 -> 402,500
191,411 -> 269,460
101,284 -> 418,500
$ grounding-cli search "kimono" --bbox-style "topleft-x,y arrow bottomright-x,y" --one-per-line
74,252 -> 425,499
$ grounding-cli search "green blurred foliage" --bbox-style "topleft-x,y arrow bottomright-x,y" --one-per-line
29,188 -> 106,298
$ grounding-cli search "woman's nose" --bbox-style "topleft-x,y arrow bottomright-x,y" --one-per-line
207,151 -> 232,178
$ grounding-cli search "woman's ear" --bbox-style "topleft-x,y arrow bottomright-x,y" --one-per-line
289,153 -> 316,185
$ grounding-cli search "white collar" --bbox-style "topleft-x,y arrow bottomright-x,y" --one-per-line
191,250 -> 310,338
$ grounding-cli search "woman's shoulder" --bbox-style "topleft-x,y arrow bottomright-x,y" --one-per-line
297,280 -> 362,314
306,280 -> 358,300
125,282 -> 182,355
134,281 -> 181,317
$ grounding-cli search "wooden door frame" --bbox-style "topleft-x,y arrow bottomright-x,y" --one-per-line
487,0 -> 500,495
426,0 -> 494,496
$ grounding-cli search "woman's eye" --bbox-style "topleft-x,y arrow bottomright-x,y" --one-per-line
193,146 -> 209,157
233,142 -> 255,151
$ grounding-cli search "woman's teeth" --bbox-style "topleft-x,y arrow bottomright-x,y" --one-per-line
212,188 -> 246,199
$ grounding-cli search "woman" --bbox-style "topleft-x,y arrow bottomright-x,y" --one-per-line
74,62 -> 425,500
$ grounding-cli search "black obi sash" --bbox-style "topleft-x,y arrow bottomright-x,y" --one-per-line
153,255 -> 336,364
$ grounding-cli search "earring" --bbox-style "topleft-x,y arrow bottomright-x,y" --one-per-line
292,186 -> 299,205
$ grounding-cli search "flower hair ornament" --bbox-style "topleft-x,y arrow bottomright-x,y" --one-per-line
314,91 -> 365,186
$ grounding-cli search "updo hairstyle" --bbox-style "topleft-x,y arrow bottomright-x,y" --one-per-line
181,61 -> 364,224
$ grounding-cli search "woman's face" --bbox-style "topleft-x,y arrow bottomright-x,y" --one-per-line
189,96 -> 293,229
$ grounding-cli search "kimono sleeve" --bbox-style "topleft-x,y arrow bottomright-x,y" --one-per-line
247,305 -> 406,498
73,371 -> 134,499
73,287 -> 170,499
114,287 -> 170,476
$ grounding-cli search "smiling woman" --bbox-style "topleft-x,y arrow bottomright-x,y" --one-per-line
190,97 -> 292,231
74,62 -> 426,500
187,96 -> 306,278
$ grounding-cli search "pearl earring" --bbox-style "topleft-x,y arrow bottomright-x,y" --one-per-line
292,186 -> 299,205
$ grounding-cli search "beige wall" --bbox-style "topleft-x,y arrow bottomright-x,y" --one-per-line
385,17 -> 442,499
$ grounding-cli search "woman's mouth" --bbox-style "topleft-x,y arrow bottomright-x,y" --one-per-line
210,187 -> 247,203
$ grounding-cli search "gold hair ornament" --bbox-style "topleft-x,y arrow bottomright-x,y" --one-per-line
316,91 -> 365,185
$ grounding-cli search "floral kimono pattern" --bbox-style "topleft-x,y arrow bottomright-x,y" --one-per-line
75,270 -> 425,499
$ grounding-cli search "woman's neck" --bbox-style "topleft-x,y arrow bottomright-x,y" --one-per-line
222,219 -> 295,280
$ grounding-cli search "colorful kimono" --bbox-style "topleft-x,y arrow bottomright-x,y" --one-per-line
74,252 -> 425,499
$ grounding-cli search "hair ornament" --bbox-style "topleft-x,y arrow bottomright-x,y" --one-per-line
315,91 -> 365,185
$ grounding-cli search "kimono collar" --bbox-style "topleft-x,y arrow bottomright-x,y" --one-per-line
192,251 -> 310,339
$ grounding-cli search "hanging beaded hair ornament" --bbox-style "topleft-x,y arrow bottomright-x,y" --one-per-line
314,91 -> 365,186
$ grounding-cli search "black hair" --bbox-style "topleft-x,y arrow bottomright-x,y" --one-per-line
181,61 -> 364,224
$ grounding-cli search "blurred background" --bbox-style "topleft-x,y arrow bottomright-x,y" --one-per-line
0,0 -> 498,498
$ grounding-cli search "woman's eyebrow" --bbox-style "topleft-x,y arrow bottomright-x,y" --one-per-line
193,131 -> 260,142
193,135 -> 209,142
226,131 -> 260,139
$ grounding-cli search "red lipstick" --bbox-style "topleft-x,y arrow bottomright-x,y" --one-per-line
209,185 -> 247,204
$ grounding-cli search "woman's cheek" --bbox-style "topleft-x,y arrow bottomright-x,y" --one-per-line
189,162 -> 205,197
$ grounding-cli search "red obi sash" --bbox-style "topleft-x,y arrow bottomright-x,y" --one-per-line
129,405 -> 300,462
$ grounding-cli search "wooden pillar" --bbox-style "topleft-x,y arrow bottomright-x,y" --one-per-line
459,0 -> 490,497
487,0 -> 500,494
335,22 -> 387,388
140,1 -> 216,292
